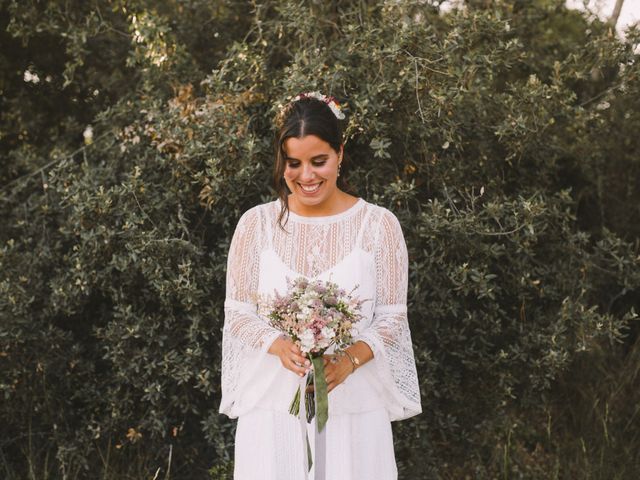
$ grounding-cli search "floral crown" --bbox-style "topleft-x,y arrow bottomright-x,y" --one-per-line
284,91 -> 346,120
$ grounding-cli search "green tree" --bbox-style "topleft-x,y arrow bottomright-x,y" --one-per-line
1,1 -> 639,478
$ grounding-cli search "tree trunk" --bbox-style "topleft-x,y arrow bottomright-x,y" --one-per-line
608,0 -> 625,28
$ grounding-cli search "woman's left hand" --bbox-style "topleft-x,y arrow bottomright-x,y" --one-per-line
305,354 -> 353,394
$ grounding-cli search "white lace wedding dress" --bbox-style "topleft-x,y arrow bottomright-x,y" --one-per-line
219,197 -> 422,480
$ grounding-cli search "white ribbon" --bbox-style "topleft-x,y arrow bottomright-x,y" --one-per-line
315,413 -> 327,480
298,373 -> 310,475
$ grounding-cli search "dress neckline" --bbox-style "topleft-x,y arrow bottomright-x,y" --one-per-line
282,197 -> 365,224
262,246 -> 372,280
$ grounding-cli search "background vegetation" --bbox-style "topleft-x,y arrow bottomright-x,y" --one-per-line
1,0 -> 639,478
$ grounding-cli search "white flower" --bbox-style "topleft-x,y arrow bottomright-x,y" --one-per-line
320,326 -> 336,340
297,304 -> 313,321
24,70 -> 40,84
317,325 -> 336,350
83,125 -> 94,145
299,329 -> 315,353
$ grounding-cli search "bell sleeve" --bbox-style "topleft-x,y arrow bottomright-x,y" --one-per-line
354,208 -> 422,421
218,206 -> 284,419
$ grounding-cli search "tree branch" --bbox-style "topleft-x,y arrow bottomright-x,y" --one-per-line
608,0 -> 624,28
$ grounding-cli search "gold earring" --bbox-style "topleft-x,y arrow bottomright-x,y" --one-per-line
337,162 -> 342,177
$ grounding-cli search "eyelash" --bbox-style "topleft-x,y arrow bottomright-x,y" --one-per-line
287,161 -> 327,169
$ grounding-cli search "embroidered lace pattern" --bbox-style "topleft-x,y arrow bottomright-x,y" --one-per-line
220,198 -> 422,420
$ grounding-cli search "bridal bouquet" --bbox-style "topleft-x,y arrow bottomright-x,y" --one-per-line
266,276 -> 364,432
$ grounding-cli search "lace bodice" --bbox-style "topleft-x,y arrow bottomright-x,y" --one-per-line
219,198 -> 422,421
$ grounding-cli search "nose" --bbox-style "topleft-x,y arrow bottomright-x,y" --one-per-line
300,162 -> 316,181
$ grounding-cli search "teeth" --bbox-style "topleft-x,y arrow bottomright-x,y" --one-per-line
299,183 -> 321,192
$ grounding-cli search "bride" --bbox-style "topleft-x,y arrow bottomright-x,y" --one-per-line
219,91 -> 422,480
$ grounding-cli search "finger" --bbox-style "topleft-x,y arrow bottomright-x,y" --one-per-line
324,354 -> 336,365
298,356 -> 310,367
290,359 -> 307,376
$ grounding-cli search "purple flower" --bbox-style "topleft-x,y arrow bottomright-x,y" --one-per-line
325,295 -> 337,306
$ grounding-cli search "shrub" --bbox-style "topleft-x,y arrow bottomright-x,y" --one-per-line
1,1 -> 639,478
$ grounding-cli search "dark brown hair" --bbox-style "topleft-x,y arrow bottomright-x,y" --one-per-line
273,96 -> 351,230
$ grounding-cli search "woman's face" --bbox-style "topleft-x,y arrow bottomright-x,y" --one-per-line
283,134 -> 343,212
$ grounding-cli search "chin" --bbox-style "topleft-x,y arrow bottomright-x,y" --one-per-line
295,192 -> 326,205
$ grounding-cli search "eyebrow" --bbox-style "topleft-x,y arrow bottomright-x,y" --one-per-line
284,154 -> 330,161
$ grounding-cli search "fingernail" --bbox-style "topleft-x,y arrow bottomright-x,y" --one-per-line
305,360 -> 310,366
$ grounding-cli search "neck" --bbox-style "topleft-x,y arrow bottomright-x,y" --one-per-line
288,191 -> 355,217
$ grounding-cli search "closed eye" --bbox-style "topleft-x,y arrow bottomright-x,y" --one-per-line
286,161 -> 327,168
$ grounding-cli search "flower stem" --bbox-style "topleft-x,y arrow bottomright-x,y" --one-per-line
289,386 -> 301,416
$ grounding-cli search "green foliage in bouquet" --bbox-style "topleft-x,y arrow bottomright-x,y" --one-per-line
1,0 -> 639,478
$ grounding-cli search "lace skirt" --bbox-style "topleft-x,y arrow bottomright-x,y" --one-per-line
233,406 -> 397,480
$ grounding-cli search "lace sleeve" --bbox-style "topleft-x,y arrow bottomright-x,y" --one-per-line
219,206 -> 283,418
354,208 -> 422,421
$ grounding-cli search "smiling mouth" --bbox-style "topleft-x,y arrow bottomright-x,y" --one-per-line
298,182 -> 323,193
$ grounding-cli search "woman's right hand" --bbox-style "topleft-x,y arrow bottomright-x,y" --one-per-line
268,336 -> 311,377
